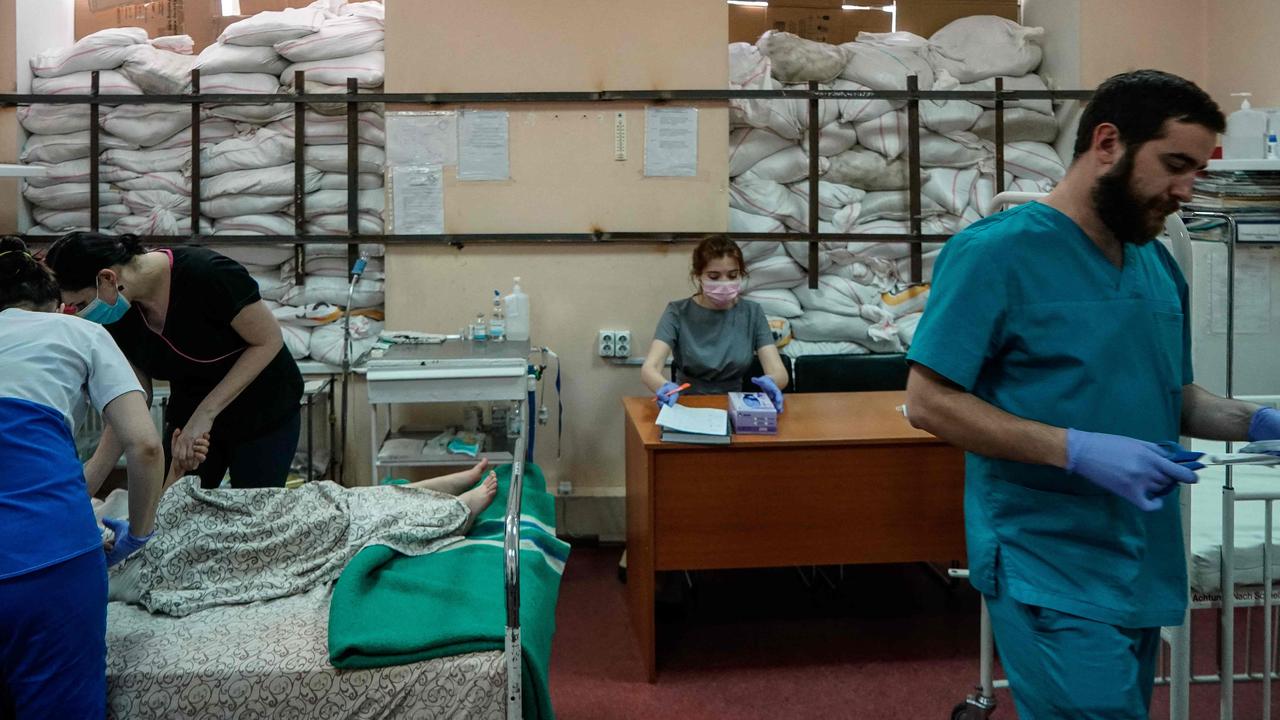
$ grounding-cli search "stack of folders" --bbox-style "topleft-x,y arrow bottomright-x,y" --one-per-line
656,403 -> 731,445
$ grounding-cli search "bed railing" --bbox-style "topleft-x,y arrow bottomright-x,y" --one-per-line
504,406 -> 527,720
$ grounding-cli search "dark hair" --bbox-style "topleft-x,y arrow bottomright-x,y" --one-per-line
43,231 -> 146,291
1073,69 -> 1225,160
691,235 -> 747,278
0,236 -> 61,310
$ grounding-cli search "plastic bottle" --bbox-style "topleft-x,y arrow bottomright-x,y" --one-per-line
1269,134 -> 1279,160
473,312 -> 489,342
503,277 -> 530,342
1223,93 -> 1268,160
489,290 -> 506,342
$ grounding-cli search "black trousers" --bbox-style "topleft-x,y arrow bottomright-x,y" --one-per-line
164,408 -> 301,489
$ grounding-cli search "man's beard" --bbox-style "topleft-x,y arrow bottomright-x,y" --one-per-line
1091,151 -> 1178,245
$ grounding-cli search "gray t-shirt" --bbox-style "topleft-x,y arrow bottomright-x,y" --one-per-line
654,297 -> 774,395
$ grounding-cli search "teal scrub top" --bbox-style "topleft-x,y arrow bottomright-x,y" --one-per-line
906,202 -> 1193,629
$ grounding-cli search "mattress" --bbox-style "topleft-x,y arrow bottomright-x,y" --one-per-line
1189,462 -> 1280,593
107,583 -> 505,720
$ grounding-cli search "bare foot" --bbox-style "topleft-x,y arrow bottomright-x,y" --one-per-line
406,458 -> 490,496
457,471 -> 499,533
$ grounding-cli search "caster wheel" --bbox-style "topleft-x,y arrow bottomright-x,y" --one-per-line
950,702 -> 987,720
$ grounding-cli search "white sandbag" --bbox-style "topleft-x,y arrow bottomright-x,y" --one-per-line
854,110 -> 908,160
781,241 -> 833,270
119,45 -> 197,95
101,104 -> 193,147
830,79 -> 899,125
340,2 -> 385,20
148,119 -> 240,151
305,144 -> 386,174
211,237 -> 296,262
207,103 -> 294,124
891,249 -> 942,284
198,130 -> 295,176
858,191 -> 946,223
23,183 -> 122,211
302,189 -> 385,218
104,147 -> 187,174
972,108 -> 1058,143
18,104 -> 91,135
880,284 -> 931,318
280,50 -> 384,88
970,171 -> 1015,216
856,31 -> 929,50
288,275 -> 384,308
756,31 -> 849,84
926,16 -> 1044,84
996,141 -> 1066,183
26,224 -> 106,237
310,317 -> 384,364
919,131 -> 986,167
824,147 -> 890,190
267,110 -> 386,146
114,213 -> 211,237
839,41 -> 934,92
921,167 -> 979,215
204,164 -> 322,199
194,43 -> 289,76
305,242 -> 384,260
200,72 -> 282,94
959,74 -> 1053,116
744,146 -> 829,184
289,80 -> 383,116
116,172 -> 190,194
799,122 -> 859,157
792,279 -> 864,317
274,13 -> 384,62
782,339 -> 871,359
30,28 -> 148,78
24,159 -> 135,188
250,270 -> 295,302
729,42 -> 779,129
729,127 -> 793,178
896,312 -> 922,347
123,189 -> 188,216
848,216 -> 951,237
790,311 -> 883,346
743,248 -> 806,291
33,204 -> 129,231
731,211 -> 785,236
219,7 -> 326,47
150,35 -> 194,55
742,288 -> 803,318
729,176 -> 807,230
307,212 -> 384,235
31,70 -> 143,96
920,96 -> 983,135
272,303 -> 342,327
202,194 -> 294,218
787,181 -> 865,222
288,255 -> 384,279
281,324 -> 312,359
738,243 -> 782,268
315,172 -> 384,190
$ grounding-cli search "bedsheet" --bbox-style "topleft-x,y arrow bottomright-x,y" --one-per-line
1189,462 -> 1280,593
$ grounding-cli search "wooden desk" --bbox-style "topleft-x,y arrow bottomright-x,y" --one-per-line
623,391 -> 966,681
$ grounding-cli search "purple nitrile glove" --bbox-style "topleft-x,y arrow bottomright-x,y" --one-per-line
1249,407 -> 1280,442
655,382 -> 681,407
1065,429 -> 1199,512
751,375 -> 784,414
102,516 -> 154,568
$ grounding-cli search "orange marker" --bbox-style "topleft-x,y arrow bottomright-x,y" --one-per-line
663,382 -> 691,397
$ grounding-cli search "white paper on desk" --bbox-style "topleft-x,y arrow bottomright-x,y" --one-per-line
644,106 -> 698,177
390,165 -> 444,234
386,111 -> 457,167
458,110 -> 510,181
656,404 -> 728,435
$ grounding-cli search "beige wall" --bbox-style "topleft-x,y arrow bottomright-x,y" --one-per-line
1079,0 -> 1208,89
1204,0 -> 1280,110
378,0 -> 728,493
1,0 -> 16,233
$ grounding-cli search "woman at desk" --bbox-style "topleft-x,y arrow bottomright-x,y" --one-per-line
640,235 -> 788,411
46,232 -> 303,490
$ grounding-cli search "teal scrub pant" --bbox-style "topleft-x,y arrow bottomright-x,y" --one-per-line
986,590 -> 1162,720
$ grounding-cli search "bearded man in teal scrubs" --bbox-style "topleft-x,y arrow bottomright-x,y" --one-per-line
906,70 -> 1280,718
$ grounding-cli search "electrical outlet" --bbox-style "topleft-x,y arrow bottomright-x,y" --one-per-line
557,480 -> 573,496
614,330 -> 632,358
597,330 -> 616,357
613,112 -> 627,161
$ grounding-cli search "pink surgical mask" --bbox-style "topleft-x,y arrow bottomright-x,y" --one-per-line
701,279 -> 741,308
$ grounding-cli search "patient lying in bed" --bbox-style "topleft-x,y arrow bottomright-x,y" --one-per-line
103,435 -> 500,617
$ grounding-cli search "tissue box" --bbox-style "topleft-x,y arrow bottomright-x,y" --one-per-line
728,392 -> 778,434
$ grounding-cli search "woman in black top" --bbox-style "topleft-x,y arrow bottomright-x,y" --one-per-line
46,232 -> 304,489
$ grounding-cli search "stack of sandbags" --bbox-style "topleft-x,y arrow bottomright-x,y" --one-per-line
730,17 -> 1064,355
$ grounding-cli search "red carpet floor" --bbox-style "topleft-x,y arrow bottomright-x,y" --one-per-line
549,546 -> 1280,719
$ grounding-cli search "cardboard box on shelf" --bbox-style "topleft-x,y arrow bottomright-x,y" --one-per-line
896,0 -> 1019,37
729,4 -> 770,44
766,6 -> 846,43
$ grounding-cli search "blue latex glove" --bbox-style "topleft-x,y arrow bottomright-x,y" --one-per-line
102,517 -> 154,568
655,382 -> 681,407
1249,407 -> 1280,442
751,375 -> 784,414
1065,429 -> 1199,512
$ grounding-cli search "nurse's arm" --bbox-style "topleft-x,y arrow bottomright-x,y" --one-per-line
1180,383 -> 1261,441
85,362 -> 152,496
640,339 -> 674,394
188,300 -> 285,425
756,343 -> 789,390
101,390 -> 163,537
905,363 -> 1068,468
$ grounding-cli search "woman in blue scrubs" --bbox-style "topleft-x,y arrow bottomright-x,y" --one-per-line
906,71 -> 1280,718
0,237 -> 166,719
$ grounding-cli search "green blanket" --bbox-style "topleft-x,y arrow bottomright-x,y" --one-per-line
329,463 -> 569,720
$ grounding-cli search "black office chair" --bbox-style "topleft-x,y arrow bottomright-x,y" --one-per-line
742,352 -> 909,393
